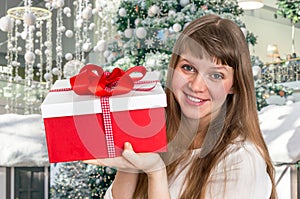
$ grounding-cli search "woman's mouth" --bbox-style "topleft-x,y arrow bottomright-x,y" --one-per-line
185,94 -> 208,105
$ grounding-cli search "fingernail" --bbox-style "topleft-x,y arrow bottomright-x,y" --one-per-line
125,142 -> 130,147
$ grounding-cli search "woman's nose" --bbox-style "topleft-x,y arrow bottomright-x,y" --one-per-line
187,74 -> 207,92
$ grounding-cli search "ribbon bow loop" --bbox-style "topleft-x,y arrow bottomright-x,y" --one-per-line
70,64 -> 147,97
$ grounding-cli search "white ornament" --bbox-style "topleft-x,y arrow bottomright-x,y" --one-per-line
252,66 -> 261,79
240,27 -> 248,38
23,12 -> 36,26
16,20 -> 21,25
190,4 -> 197,12
24,52 -> 36,64
118,8 -> 127,17
82,7 -> 93,20
103,50 -> 111,58
34,49 -> 41,55
76,19 -> 83,28
63,60 -> 84,78
134,18 -> 141,26
173,23 -> 182,33
52,67 -> 60,75
136,27 -> 147,39
102,27 -> 108,34
89,23 -> 95,30
148,5 -> 160,17
180,0 -> 190,7
0,15 -> 14,32
63,7 -> 71,15
168,10 -> 176,18
36,31 -> 42,37
95,40 -> 108,52
65,53 -> 73,60
124,28 -> 133,38
82,43 -> 91,52
56,0 -> 65,8
44,73 -> 51,81
45,2 -> 51,9
65,30 -> 73,38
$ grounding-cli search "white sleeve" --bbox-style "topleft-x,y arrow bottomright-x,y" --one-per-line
103,182 -> 114,199
205,142 -> 272,199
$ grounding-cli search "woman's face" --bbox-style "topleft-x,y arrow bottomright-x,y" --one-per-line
172,53 -> 234,120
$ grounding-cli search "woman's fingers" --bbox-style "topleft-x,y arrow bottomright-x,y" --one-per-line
122,143 -> 165,173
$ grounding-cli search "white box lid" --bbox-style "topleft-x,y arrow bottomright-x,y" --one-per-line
41,72 -> 167,118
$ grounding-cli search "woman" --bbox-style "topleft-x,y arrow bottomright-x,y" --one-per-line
85,14 -> 277,199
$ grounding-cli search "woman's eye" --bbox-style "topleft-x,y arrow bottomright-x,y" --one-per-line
182,64 -> 195,72
211,73 -> 223,80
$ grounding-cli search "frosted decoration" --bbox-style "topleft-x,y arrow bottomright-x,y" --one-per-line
52,67 -> 60,75
45,2 -> 51,9
65,30 -> 73,38
82,7 -> 93,20
82,43 -> 91,52
34,49 -> 41,55
124,28 -> 133,38
63,60 -> 84,78
24,52 -> 36,64
102,27 -> 108,34
17,47 -> 22,52
118,8 -> 127,17
190,4 -> 197,12
76,19 -> 83,28
180,0 -> 190,7
59,26 -> 66,32
103,50 -> 111,58
252,66 -> 261,79
136,27 -> 147,39
56,0 -> 65,8
173,23 -> 182,33
148,5 -> 160,17
89,23 -> 95,30
240,27 -> 248,38
23,12 -> 36,26
65,53 -> 73,61
168,10 -> 176,18
134,18 -> 141,26
95,40 -> 107,52
43,72 -> 51,81
63,7 -> 71,15
36,31 -> 42,37
0,15 -> 14,32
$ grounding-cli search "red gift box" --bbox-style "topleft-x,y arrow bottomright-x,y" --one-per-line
41,67 -> 167,163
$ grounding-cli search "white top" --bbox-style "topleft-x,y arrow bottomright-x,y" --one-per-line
104,141 -> 272,199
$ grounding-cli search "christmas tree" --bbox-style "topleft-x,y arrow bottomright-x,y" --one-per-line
88,166 -> 117,198
107,0 -> 257,84
51,162 -> 117,199
50,162 -> 90,199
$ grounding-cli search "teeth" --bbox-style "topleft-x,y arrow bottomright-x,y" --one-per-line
187,95 -> 202,103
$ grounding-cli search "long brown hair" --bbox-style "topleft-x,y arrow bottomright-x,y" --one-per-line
133,14 -> 277,199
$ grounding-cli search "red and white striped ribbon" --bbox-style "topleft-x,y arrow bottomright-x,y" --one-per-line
100,96 -> 116,158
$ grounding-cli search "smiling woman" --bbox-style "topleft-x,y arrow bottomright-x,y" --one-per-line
84,14 -> 277,199
172,56 -> 234,120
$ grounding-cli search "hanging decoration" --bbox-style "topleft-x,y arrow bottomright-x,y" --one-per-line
2,0 -> 52,114
0,0 -> 120,114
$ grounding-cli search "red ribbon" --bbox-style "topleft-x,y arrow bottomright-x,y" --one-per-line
69,64 -> 147,96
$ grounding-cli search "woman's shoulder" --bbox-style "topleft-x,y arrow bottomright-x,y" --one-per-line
217,140 -> 268,173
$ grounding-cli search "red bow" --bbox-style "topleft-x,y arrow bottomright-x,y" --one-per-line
70,64 -> 147,96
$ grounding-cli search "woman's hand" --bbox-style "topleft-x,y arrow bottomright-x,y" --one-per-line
83,142 -> 165,174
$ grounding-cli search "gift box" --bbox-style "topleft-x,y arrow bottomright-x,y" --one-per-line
41,65 -> 167,163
